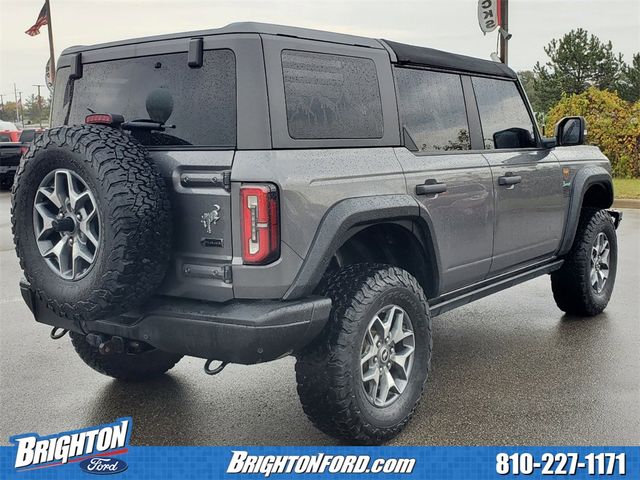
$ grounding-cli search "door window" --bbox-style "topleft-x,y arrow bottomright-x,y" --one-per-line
394,68 -> 470,152
472,77 -> 536,149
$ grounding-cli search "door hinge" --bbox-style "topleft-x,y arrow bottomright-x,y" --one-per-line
183,264 -> 233,284
223,171 -> 231,192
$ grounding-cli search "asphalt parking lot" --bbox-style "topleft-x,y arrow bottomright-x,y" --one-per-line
1,190 -> 639,446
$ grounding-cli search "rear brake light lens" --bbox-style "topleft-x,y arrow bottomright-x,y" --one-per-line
240,184 -> 279,265
85,113 -> 124,126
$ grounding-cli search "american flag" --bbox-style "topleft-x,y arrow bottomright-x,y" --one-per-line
25,2 -> 49,37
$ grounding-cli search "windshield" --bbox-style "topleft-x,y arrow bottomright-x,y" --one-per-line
56,49 -> 236,147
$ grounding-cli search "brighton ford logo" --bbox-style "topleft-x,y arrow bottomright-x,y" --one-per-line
79,457 -> 128,475
11,417 -> 131,472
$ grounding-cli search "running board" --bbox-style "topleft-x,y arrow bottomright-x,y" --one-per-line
429,259 -> 564,317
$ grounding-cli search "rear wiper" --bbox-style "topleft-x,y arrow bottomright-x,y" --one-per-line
121,118 -> 175,132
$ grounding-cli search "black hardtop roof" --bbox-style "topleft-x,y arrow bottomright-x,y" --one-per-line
61,21 -> 516,79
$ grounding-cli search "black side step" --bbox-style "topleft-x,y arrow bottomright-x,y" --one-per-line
429,259 -> 564,317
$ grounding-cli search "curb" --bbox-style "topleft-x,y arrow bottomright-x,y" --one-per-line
613,199 -> 640,209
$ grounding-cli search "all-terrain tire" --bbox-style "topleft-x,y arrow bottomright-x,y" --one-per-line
296,264 -> 432,445
11,125 -> 172,321
551,208 -> 618,316
70,332 -> 182,381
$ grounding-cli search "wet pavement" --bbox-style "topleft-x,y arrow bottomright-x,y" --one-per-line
1,191 -> 638,446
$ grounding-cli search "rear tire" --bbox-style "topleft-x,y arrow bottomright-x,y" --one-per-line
70,332 -> 182,381
296,264 -> 432,444
551,208 -> 617,316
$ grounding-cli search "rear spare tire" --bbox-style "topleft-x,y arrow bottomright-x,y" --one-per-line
12,125 -> 172,321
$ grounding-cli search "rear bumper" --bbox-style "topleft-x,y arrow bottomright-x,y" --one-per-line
20,280 -> 331,365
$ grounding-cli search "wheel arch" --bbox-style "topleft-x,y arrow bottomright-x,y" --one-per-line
557,165 -> 614,256
283,195 -> 442,300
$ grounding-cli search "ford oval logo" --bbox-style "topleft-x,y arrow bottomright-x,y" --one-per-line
79,457 -> 128,475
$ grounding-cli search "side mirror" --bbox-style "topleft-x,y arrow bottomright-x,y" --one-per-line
555,116 -> 586,146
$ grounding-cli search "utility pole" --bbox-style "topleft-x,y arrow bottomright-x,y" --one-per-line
18,91 -> 24,125
499,0 -> 509,65
13,84 -> 19,124
33,84 -> 45,127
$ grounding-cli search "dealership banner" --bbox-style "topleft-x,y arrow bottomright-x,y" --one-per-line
0,419 -> 637,478
1,445 -> 638,479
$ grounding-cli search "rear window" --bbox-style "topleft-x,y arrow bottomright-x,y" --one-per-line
0,133 -> 11,142
63,50 -> 236,147
282,50 -> 383,140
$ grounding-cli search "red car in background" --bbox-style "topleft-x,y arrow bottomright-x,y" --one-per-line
0,121 -> 21,143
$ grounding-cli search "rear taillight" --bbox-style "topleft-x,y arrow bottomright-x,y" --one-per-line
20,146 -> 27,155
240,184 -> 279,265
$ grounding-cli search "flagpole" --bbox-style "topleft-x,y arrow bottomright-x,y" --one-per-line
46,0 -> 56,82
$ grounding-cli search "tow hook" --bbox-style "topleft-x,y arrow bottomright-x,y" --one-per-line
204,359 -> 228,376
50,327 -> 68,340
86,334 -> 125,355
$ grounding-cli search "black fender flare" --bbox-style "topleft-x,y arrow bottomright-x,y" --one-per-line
282,194 -> 442,300
557,165 -> 613,256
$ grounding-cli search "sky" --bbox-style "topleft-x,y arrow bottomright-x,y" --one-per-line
0,0 -> 638,100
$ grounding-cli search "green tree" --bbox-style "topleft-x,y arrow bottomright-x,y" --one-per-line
618,53 -> 640,102
517,70 -> 541,111
22,95 -> 51,127
0,101 -> 19,123
533,28 -> 624,112
546,88 -> 640,178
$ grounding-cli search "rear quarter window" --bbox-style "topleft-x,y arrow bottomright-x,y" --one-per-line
282,50 -> 383,139
65,50 -> 236,147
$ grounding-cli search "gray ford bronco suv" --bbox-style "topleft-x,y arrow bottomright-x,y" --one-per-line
12,22 -> 621,444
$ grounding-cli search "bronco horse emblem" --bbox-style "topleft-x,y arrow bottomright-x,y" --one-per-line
201,205 -> 221,234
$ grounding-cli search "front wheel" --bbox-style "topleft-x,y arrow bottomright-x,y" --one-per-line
551,208 -> 618,316
295,264 -> 432,444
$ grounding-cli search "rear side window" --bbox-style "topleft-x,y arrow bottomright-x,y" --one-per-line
282,50 -> 383,139
394,68 -> 471,152
20,130 -> 38,143
66,50 -> 236,147
472,77 -> 536,149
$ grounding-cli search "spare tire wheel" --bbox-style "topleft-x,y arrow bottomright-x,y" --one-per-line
11,125 -> 172,321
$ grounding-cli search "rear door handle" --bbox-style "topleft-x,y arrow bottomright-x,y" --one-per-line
416,180 -> 447,196
498,175 -> 522,186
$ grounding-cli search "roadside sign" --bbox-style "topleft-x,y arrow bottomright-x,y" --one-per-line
478,0 -> 501,34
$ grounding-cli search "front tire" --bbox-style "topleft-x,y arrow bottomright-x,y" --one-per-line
551,208 -> 618,316
296,264 -> 432,444
70,332 -> 182,381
